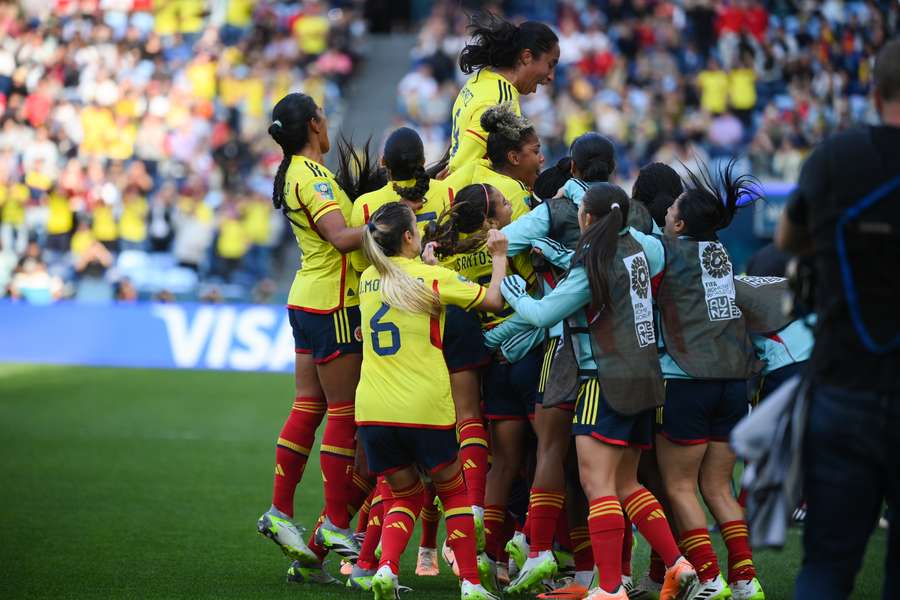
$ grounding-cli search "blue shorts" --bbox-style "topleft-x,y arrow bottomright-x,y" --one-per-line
535,337 -> 577,412
483,346 -> 541,421
659,379 -> 748,445
358,424 -> 459,475
289,306 -> 362,364
444,305 -> 491,373
757,361 -> 807,403
572,378 -> 654,449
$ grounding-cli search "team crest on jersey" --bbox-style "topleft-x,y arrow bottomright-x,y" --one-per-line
629,255 -> 650,299
314,182 -> 334,201
461,87 -> 474,106
353,326 -> 363,343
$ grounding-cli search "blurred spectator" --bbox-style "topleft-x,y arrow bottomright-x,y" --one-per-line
0,0 -> 367,303
9,255 -> 63,304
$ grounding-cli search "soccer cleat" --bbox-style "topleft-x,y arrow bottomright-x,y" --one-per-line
461,579 -> 503,600
315,516 -> 361,560
508,557 -> 519,579
347,564 -> 377,591
286,560 -> 339,585
442,539 -> 460,576
729,577 -> 764,600
584,585 -> 629,600
371,565 -> 404,600
659,557 -> 698,600
504,549 -> 558,594
622,576 -> 634,594
505,531 -> 530,570
536,577 -> 588,599
477,552 -> 501,596
554,548 -> 575,578
415,546 -> 440,576
690,575 -> 732,600
472,505 -> 487,553
257,509 -> 319,565
627,574 -> 662,599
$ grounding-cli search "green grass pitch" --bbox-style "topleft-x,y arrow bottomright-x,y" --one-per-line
0,365 -> 887,599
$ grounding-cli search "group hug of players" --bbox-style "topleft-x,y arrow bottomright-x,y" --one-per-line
254,13 -> 813,600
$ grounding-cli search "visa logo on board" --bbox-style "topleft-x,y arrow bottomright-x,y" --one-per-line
152,305 -> 295,371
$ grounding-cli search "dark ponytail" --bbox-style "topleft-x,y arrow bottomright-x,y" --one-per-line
459,12 -> 558,74
383,127 -> 429,203
533,156 -> 572,201
574,183 -> 631,310
423,183 -> 497,258
632,162 -> 683,228
679,159 -> 759,240
570,133 -> 615,183
269,93 -> 319,210
335,135 -> 388,202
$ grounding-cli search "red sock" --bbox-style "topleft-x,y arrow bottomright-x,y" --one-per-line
420,483 -> 440,549
588,496 -> 624,593
522,511 -> 532,543
436,468 -> 480,585
622,487 -> 681,567
528,488 -> 565,554
570,525 -> 593,572
379,480 -> 425,575
648,549 -> 665,583
357,485 -> 388,570
555,508 -> 572,551
719,520 -> 756,582
483,505 -> 506,560
272,396 -> 325,517
621,516 -> 633,577
355,490 -> 374,536
496,513 -> 514,565
307,510 -> 328,562
349,471 -> 375,513
680,528 -> 720,582
320,402 -> 356,529
457,418 -> 489,507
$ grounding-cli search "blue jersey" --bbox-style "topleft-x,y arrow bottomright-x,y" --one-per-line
753,317 -> 815,374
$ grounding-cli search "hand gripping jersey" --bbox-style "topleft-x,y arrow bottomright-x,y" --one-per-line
355,257 -> 486,428
448,70 -> 520,173
656,237 -> 759,379
283,155 -> 358,313
349,178 -> 453,272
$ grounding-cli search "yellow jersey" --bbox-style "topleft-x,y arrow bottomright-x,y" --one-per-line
47,193 -> 73,235
217,217 -> 249,259
0,183 -> 27,225
442,242 -> 516,329
284,155 -> 358,313
120,197 -> 148,242
349,178 -> 452,273
92,204 -> 118,242
448,70 -> 520,173
355,257 -> 486,428
444,159 -> 537,292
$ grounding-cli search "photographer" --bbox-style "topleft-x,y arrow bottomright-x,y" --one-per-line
776,39 -> 900,600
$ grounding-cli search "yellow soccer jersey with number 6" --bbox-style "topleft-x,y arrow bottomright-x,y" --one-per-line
448,70 -> 521,173
355,257 -> 486,428
284,155 -> 358,313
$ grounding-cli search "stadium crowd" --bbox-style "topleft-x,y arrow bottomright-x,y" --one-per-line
0,0 -> 366,304
397,0 -> 899,181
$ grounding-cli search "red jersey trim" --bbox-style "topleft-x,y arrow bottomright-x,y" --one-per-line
463,286 -> 485,311
430,280 -> 442,349
311,201 -> 340,221
465,128 -> 487,143
284,255 -> 348,314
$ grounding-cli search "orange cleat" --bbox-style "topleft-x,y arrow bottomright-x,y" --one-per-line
415,546 -> 440,577
536,580 -> 588,600
659,557 -> 699,600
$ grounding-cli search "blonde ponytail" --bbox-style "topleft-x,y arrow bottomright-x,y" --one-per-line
363,203 -> 440,315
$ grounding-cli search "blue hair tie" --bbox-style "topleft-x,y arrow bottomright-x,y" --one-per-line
367,221 -> 377,232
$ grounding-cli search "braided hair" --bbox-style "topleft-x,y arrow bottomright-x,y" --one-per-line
268,93 -> 319,210
423,183 -> 498,259
383,127 -> 429,203
481,104 -> 536,169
